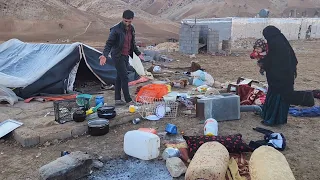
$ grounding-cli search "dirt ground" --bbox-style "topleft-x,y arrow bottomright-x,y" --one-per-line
1,40 -> 320,180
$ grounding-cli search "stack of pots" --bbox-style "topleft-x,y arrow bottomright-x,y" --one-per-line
88,106 -> 116,136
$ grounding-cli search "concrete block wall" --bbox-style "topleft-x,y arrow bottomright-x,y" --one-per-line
182,18 -> 233,43
207,29 -> 219,53
179,23 -> 201,54
231,18 -> 320,41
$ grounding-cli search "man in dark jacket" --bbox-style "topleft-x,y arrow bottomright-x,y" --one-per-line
99,10 -> 144,106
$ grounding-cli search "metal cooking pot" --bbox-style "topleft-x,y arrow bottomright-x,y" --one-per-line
88,119 -> 109,136
97,106 -> 115,114
97,111 -> 116,119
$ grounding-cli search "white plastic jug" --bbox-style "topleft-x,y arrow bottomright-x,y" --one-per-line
124,130 -> 160,160
204,118 -> 218,136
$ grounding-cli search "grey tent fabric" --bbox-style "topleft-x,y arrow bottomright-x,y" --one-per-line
0,39 -> 140,99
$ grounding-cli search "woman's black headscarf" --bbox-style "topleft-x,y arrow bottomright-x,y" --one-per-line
260,25 -> 298,95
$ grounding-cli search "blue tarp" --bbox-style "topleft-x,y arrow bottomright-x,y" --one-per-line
288,106 -> 320,117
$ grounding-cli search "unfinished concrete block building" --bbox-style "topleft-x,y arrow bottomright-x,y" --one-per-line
179,17 -> 320,54
179,23 -> 220,54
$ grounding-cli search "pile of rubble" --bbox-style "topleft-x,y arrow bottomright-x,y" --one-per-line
146,42 -> 179,53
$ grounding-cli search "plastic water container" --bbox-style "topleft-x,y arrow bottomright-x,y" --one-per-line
95,96 -> 104,106
204,118 -> 218,136
124,130 -> 160,160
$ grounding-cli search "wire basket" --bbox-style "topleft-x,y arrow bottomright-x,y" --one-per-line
53,99 -> 79,124
136,96 -> 178,119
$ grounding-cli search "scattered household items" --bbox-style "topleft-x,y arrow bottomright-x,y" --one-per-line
88,119 -> 110,136
132,118 -> 141,124
249,127 -> 286,151
196,93 -> 240,121
0,85 -> 19,105
227,77 -> 260,94
288,90 -> 315,107
145,115 -> 160,121
238,84 -> 266,105
72,108 -> 87,122
24,94 -> 77,103
54,99 -> 79,124
85,102 -> 103,116
177,96 -> 194,110
185,142 -> 229,180
95,95 -> 104,106
153,65 -> 161,73
163,94 -> 176,102
136,84 -> 168,103
76,94 -> 92,110
183,134 -> 252,159
129,105 -> 137,113
137,91 -> 179,120
249,146 -> 296,180
165,123 -> 178,135
226,153 -> 251,180
240,105 -> 262,114
190,70 -> 215,86
0,39 -> 136,99
97,110 -> 116,119
0,119 -> 23,138
169,79 -> 188,89
166,157 -> 187,178
289,106 -> 320,117
162,147 -> 181,160
138,128 -> 157,134
129,53 -> 146,76
204,118 -> 218,136
124,130 -> 160,160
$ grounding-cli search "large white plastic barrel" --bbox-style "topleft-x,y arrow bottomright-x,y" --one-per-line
204,118 -> 218,136
124,130 -> 160,160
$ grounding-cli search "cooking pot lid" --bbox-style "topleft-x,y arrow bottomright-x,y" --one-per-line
98,106 -> 115,111
88,119 -> 109,127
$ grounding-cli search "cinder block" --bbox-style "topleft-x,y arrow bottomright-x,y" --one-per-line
13,127 -> 40,147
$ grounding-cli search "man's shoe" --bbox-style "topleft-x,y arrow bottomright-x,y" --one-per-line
115,100 -> 126,106
126,101 -> 136,107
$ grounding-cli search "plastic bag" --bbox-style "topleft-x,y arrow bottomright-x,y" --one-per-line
191,70 -> 214,86
0,85 -> 19,105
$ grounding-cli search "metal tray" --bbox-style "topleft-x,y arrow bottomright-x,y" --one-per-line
0,119 -> 23,138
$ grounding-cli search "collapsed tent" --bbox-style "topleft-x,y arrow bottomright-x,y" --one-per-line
0,39 -> 140,99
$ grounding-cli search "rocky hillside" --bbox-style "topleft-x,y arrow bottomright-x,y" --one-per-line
0,0 -> 179,43
123,0 -> 320,20
0,0 -> 319,43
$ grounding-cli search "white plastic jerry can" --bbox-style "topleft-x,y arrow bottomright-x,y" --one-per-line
204,118 -> 218,136
124,130 -> 160,160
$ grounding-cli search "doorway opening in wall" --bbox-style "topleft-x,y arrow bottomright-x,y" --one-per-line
199,37 -> 207,53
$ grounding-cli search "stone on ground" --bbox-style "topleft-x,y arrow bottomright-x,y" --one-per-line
39,151 -> 94,180
166,157 -> 187,178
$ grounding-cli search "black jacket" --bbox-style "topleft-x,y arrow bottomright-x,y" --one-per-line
103,22 -> 141,59
259,26 -> 297,95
